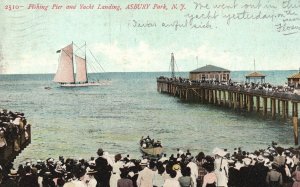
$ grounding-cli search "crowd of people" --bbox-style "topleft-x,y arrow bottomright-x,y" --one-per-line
1,142 -> 300,187
0,109 -> 30,153
157,76 -> 296,94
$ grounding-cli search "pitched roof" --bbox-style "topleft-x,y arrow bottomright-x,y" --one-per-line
245,71 -> 265,78
190,65 -> 230,73
288,72 -> 300,79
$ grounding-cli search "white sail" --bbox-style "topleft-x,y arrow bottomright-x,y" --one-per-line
53,44 -> 75,83
75,55 -> 88,83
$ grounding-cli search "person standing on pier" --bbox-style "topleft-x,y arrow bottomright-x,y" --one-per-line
95,148 -> 113,187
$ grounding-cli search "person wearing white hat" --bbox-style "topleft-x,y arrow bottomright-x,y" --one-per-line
239,158 -> 255,187
86,169 -> 98,187
1,169 -> 19,186
110,154 -> 124,187
213,148 -> 228,187
253,155 -> 269,187
136,159 -> 155,187
172,164 -> 182,180
234,158 -> 244,171
187,158 -> 198,187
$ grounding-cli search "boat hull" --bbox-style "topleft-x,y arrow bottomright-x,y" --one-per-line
140,147 -> 163,156
60,81 -> 111,87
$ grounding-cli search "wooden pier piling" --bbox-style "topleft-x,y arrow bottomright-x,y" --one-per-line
272,99 -> 276,120
293,102 -> 298,145
256,96 -> 260,113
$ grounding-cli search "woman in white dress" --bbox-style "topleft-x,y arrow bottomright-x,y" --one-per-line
110,154 -> 124,187
212,148 -> 228,187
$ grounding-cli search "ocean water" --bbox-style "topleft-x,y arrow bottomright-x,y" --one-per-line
0,70 -> 298,165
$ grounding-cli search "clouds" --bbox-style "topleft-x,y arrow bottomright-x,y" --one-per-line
4,53 -> 58,74
91,41 -> 162,72
91,41 -> 245,72
1,40 -> 298,74
175,45 -> 244,71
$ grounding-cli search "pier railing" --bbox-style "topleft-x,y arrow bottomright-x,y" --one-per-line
157,79 -> 300,101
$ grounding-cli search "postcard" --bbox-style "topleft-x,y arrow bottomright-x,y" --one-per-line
0,0 -> 300,186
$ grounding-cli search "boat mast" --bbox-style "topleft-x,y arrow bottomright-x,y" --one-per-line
85,42 -> 88,83
71,41 -> 75,84
57,49 -> 62,84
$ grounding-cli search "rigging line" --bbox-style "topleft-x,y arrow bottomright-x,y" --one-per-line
88,49 -> 106,73
86,57 -> 98,74
83,52 -> 98,73
74,43 -> 101,79
88,63 -> 102,81
85,54 -> 100,75
61,49 -> 72,60
88,49 -> 105,73
73,43 -> 86,55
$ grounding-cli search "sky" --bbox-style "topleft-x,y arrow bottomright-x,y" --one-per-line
0,0 -> 299,74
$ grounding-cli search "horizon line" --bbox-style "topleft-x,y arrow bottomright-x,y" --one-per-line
0,69 -> 298,76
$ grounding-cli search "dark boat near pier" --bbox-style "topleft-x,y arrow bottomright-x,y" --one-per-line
139,136 -> 163,156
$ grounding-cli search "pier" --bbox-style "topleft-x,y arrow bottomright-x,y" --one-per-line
157,78 -> 300,145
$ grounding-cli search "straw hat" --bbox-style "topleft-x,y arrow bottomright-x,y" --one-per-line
87,169 -> 97,175
172,164 -> 181,171
8,170 -> 19,177
140,159 -> 148,166
257,155 -> 265,163
243,158 -> 252,165
248,154 -> 257,160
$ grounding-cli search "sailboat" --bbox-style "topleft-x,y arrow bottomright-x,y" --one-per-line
53,42 -> 107,87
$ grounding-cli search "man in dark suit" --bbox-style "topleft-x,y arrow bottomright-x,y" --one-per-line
18,166 -> 39,187
0,169 -> 19,187
95,148 -> 112,187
